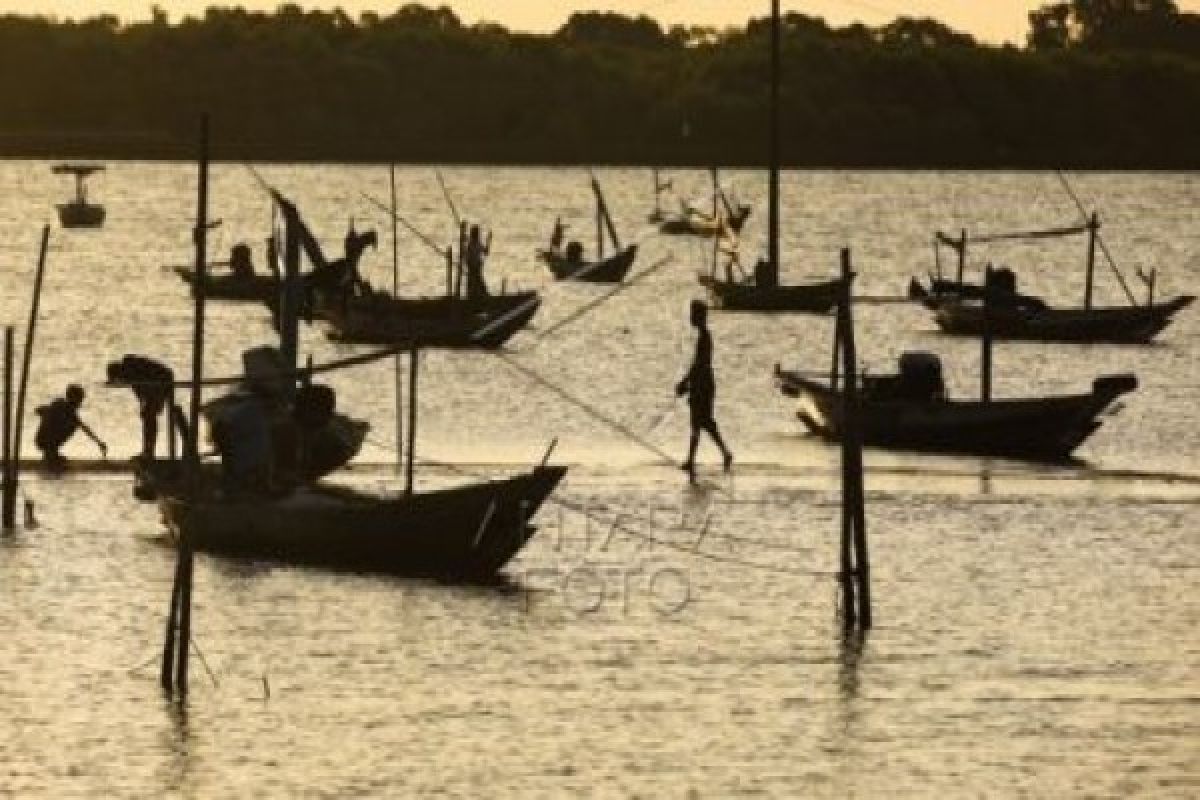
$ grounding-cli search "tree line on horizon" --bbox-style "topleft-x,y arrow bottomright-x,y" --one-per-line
1,1 -> 1197,167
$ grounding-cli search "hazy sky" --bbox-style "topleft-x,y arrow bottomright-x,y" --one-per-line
5,1 -> 1200,43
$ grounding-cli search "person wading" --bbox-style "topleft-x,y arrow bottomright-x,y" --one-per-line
33,384 -> 107,470
106,355 -> 188,462
675,300 -> 733,483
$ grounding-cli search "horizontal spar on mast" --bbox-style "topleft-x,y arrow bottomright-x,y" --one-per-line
107,343 -> 413,390
936,223 -> 1090,248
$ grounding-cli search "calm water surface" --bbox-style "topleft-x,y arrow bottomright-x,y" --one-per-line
0,163 -> 1196,796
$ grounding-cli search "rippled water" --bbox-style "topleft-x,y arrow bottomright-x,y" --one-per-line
0,163 -> 1197,796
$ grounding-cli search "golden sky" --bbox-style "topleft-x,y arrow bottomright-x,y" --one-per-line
5,1 -> 1200,43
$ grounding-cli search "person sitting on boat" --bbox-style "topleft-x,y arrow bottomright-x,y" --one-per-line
676,300 -> 733,483
304,225 -> 377,312
106,354 -> 189,462
33,384 -> 107,470
565,240 -> 585,265
465,224 -> 491,301
229,242 -> 254,279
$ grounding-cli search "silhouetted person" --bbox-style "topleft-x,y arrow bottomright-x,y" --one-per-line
676,300 -> 732,483
106,355 -> 189,461
565,240 -> 585,265
34,384 -> 106,470
465,224 -> 491,300
229,242 -> 254,279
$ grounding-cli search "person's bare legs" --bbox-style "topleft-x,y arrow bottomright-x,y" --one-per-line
704,421 -> 733,472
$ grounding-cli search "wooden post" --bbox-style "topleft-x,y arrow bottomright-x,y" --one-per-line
711,167 -> 720,278
390,165 -> 403,475
595,188 -> 605,261
838,248 -> 870,630
933,236 -> 942,282
10,225 -> 51,513
166,113 -> 210,696
1147,269 -> 1156,306
829,313 -> 842,392
1084,212 -> 1099,311
835,251 -> 857,628
767,0 -> 781,287
956,228 -> 967,284
2,327 -> 13,529
455,220 -> 467,298
444,246 -> 453,298
981,266 -> 993,404
652,168 -> 662,218
405,344 -> 418,497
278,216 -> 300,382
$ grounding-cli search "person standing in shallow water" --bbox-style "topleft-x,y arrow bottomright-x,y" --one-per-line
676,300 -> 733,483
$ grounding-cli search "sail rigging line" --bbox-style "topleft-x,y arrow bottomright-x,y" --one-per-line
434,169 -> 464,230
357,434 -> 833,578
521,254 -> 676,349
1054,170 -> 1139,306
360,191 -> 448,260
937,223 -> 1091,247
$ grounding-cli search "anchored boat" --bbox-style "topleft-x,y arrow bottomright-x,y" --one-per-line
912,212 -> 1194,344
776,352 -> 1138,462
700,1 -> 842,314
540,174 -> 637,283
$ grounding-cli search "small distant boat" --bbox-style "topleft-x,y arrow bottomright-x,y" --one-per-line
698,4 -> 838,315
53,163 -> 105,228
174,243 -> 278,303
540,174 -> 637,283
912,211 -> 1194,343
323,291 -> 541,348
932,294 -> 1194,344
658,174 -> 751,237
776,352 -> 1138,462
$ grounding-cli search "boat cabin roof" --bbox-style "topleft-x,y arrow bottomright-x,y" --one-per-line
52,164 -> 105,176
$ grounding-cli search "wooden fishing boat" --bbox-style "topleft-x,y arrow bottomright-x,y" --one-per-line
174,267 -> 278,303
322,290 -> 540,348
53,163 -> 105,228
157,465 -> 565,577
698,4 -> 839,315
659,200 -> 751,237
540,245 -> 637,283
542,174 -> 637,283
932,295 -> 1195,344
700,273 -> 842,312
776,361 -> 1138,462
913,213 -> 1193,342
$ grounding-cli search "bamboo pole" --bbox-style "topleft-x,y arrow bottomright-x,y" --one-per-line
10,225 -> 51,512
839,247 -> 870,630
390,164 -> 403,476
835,251 -> 857,628
1084,211 -> 1099,310
981,266 -> 993,404
956,228 -> 967,284
767,0 -> 781,286
405,345 -> 418,497
2,327 -> 13,529
711,167 -> 720,279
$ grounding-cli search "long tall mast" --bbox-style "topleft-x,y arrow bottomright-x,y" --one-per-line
767,0 -> 781,283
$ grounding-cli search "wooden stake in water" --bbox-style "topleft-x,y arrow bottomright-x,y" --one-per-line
406,344 -> 419,497
390,164 -> 403,475
2,327 -> 13,529
9,225 -> 51,525
981,266 -> 994,404
164,113 -> 210,696
837,248 -> 871,631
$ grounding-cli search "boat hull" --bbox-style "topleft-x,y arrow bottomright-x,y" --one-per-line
776,371 -> 1137,461
659,206 -> 751,237
323,291 -> 540,348
158,466 -> 568,577
540,246 -> 636,283
57,202 -> 105,228
175,267 -> 278,303
701,275 -> 842,313
932,296 -> 1194,343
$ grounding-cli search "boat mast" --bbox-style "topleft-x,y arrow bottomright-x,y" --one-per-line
766,0 -> 781,285
1084,211 -> 1099,310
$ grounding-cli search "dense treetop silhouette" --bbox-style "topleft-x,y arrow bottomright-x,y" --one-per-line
1,1 -> 1197,167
